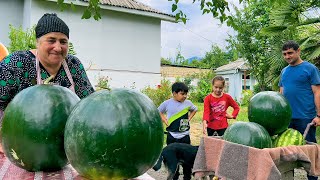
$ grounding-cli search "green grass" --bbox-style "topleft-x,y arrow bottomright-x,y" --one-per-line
192,103 -> 320,143
193,102 -> 248,123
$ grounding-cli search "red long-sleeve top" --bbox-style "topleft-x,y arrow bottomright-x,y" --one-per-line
203,93 -> 240,130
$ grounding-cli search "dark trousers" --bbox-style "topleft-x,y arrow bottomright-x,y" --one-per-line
207,128 -> 226,136
166,132 -> 191,180
290,119 -> 318,180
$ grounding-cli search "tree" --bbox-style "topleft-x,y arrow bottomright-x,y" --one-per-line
201,45 -> 229,69
229,0 -> 274,91
55,0 -> 288,24
161,57 -> 172,65
261,0 -> 320,68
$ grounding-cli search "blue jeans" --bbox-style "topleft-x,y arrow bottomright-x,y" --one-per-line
290,119 -> 317,143
290,119 -> 318,180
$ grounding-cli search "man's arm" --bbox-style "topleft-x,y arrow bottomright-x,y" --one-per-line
311,85 -> 320,126
279,87 -> 283,94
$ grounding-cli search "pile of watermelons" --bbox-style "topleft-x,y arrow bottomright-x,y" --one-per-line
223,91 -> 306,149
1,84 -> 164,179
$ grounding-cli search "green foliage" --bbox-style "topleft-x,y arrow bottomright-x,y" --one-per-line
141,79 -> 172,107
8,25 -> 77,55
229,0 -> 276,91
68,42 -> 77,55
188,79 -> 211,103
173,45 -> 189,66
188,71 -> 215,103
201,45 -> 230,69
95,76 -> 111,91
8,25 -> 36,53
260,0 -> 320,68
240,90 -> 253,106
253,83 -> 273,94
161,57 -> 172,65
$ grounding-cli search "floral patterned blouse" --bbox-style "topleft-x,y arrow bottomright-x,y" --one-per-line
0,50 -> 94,111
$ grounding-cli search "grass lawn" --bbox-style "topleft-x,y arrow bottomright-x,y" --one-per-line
189,103 -> 320,146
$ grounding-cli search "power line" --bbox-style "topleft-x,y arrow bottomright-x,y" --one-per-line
177,23 -> 215,44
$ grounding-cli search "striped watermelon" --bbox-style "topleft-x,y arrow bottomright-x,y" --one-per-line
273,128 -> 306,147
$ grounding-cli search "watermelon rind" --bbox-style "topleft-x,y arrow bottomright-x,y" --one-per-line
273,128 -> 306,147
64,88 -> 164,180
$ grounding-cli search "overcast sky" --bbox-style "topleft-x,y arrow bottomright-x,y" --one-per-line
137,0 -> 240,60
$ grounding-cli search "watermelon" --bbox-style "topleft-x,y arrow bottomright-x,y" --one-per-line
1,85 -> 80,171
223,121 -> 273,149
64,88 -> 164,180
248,91 -> 292,136
273,128 -> 306,147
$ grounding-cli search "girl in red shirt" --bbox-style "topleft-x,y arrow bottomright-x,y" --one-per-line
203,76 -> 240,136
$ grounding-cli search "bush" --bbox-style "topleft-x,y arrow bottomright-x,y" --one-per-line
8,25 -> 76,55
141,79 -> 172,107
188,71 -> 214,103
95,76 -> 111,91
8,25 -> 36,52
188,79 -> 211,103
241,90 -> 253,106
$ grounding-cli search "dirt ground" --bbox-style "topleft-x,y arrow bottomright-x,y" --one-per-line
146,122 -> 314,180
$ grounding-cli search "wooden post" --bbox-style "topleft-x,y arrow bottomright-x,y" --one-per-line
243,70 -> 247,90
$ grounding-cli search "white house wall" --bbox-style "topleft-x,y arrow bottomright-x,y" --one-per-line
1,0 -> 162,90
0,0 -> 24,46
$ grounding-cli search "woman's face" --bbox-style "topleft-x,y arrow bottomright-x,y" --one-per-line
36,32 -> 68,66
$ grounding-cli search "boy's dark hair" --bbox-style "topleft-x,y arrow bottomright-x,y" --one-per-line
282,40 -> 300,51
212,76 -> 225,86
172,82 -> 189,93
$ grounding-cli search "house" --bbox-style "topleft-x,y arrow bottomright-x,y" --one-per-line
215,58 -> 257,102
161,64 -> 212,86
0,0 -> 175,89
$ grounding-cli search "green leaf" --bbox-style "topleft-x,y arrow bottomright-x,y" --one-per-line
308,46 -> 320,60
182,18 -> 187,24
175,13 -> 180,22
175,0 -> 179,3
81,9 -> 92,19
202,9 -> 210,14
70,2 -> 76,11
206,2 -> 213,7
172,4 -> 177,12
93,13 -> 101,20
260,26 -> 288,35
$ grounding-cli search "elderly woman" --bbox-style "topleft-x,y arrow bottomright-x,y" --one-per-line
0,13 -> 94,120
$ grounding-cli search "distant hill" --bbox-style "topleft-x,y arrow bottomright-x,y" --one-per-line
187,56 -> 203,63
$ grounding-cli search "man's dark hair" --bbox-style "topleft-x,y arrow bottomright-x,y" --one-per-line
282,40 -> 300,51
172,82 -> 189,93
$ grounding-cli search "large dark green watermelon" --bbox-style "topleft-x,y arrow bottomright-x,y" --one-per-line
223,121 -> 273,149
248,91 -> 292,136
1,85 -> 80,171
64,88 -> 164,180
